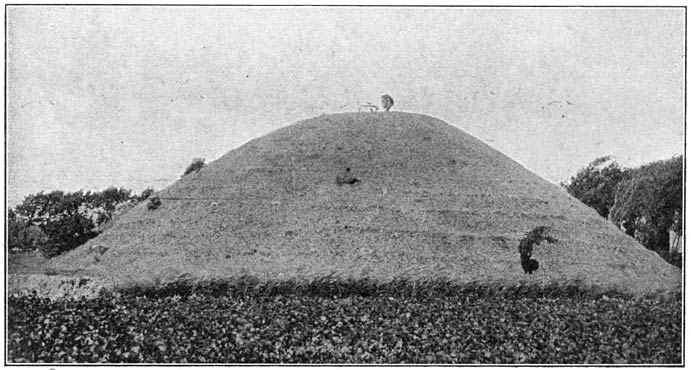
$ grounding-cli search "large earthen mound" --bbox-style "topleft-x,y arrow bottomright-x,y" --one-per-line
49,112 -> 680,295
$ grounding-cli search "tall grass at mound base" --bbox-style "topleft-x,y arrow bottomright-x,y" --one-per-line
114,276 -> 680,302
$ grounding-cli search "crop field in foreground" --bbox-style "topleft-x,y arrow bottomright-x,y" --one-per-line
7,281 -> 682,364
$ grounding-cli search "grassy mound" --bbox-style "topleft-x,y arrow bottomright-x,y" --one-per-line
46,112 -> 680,295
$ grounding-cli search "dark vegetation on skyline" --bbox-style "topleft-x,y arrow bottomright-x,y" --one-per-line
182,157 -> 205,177
8,187 -> 153,258
561,155 -> 683,268
8,155 -> 206,258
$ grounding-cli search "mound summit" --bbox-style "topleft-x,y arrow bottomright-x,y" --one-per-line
50,112 -> 680,295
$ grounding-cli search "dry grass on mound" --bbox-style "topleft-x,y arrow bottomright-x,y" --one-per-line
8,251 -> 48,275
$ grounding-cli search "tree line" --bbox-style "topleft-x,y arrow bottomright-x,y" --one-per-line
8,158 -> 208,259
8,187 -> 153,258
561,155 -> 683,267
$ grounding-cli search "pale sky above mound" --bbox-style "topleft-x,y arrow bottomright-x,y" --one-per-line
6,6 -> 684,206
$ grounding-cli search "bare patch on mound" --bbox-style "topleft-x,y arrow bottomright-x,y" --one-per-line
8,274 -> 115,301
47,112 -> 680,296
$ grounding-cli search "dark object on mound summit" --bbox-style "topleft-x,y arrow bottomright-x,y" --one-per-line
381,94 -> 394,112
519,226 -> 557,274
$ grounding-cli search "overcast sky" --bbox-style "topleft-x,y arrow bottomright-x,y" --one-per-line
6,6 -> 685,206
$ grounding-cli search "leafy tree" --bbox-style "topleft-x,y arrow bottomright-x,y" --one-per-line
561,156 -> 628,218
182,157 -> 205,177
11,187 -> 154,258
13,190 -> 98,258
564,155 -> 683,267
609,156 -> 683,257
7,209 -> 47,253
86,187 -> 136,225
40,212 -> 99,258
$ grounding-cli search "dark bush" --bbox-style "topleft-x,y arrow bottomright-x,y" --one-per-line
39,213 -> 98,258
518,226 -> 557,274
561,156 -> 627,218
182,157 -> 205,177
657,250 -> 682,269
7,209 -> 47,253
139,187 -> 154,201
609,156 -> 683,263
147,196 -> 162,211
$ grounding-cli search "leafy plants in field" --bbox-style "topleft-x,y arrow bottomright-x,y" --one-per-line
7,281 -> 681,364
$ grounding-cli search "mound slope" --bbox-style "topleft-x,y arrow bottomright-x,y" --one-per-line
50,112 -> 680,294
